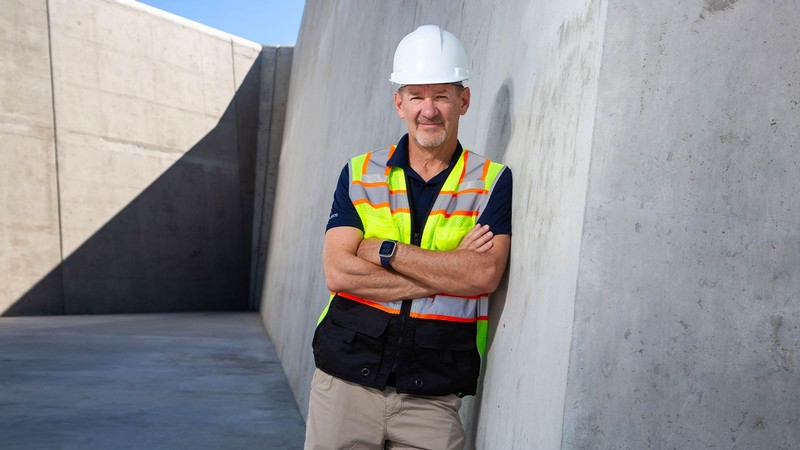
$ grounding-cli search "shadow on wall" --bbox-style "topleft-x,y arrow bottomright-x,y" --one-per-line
484,78 -> 514,347
466,78 -> 515,446
4,56 -> 263,316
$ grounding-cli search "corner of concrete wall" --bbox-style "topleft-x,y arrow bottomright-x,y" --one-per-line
1,0 -> 277,315
250,45 -> 293,310
0,0 -> 64,315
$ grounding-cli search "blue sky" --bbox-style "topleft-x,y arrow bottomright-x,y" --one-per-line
137,0 -> 306,45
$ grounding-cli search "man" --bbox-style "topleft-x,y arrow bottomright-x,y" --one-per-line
305,25 -> 512,450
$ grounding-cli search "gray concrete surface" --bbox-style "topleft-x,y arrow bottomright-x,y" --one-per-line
250,46 -> 294,310
260,1 -> 799,449
0,312 -> 305,449
562,2 -> 800,449
1,0 -> 292,315
0,0 -> 64,314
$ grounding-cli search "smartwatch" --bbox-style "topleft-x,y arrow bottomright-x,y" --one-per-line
378,240 -> 398,269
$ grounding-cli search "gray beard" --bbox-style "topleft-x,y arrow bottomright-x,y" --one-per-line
415,130 -> 447,148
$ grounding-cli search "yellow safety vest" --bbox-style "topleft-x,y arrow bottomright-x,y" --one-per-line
321,145 -> 506,358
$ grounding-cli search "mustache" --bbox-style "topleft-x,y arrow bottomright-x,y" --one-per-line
417,117 -> 443,125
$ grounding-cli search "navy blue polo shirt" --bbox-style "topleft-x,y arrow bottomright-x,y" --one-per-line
326,134 -> 512,238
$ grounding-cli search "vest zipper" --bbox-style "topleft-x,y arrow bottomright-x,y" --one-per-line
392,173 -> 439,382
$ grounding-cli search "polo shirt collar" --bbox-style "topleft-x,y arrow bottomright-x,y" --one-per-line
387,134 -> 463,172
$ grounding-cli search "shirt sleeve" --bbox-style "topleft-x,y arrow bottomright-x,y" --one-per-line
326,164 -> 364,232
476,167 -> 512,235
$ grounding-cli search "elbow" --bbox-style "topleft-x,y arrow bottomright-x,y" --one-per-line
324,268 -> 346,293
470,266 -> 502,294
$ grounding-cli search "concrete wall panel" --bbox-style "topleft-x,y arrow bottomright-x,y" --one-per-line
250,46 -> 293,309
45,0 -> 261,313
2,0 -> 285,315
0,0 -> 63,315
465,2 -> 607,448
564,1 -> 800,449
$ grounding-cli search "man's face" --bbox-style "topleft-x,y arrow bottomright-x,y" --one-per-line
394,84 -> 470,150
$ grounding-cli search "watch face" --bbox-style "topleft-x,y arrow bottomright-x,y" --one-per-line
379,240 -> 396,257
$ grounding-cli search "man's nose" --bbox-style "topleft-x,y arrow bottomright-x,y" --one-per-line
420,98 -> 437,117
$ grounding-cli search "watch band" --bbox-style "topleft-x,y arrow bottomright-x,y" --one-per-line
379,240 -> 397,269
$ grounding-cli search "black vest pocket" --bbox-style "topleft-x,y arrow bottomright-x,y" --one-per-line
400,320 -> 480,396
312,296 -> 391,387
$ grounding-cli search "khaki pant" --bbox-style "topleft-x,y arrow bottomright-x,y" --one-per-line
304,369 -> 465,450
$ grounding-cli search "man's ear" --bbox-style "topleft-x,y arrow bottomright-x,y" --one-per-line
394,90 -> 405,118
460,87 -> 471,116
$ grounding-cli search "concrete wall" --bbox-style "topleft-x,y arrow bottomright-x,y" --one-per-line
260,0 -> 798,449
0,0 -> 63,314
563,2 -> 800,449
1,0 -> 291,315
249,46 -> 294,310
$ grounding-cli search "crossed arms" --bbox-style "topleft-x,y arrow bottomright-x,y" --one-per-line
323,224 -> 510,302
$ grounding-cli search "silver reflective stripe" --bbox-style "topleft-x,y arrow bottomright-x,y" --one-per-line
475,165 -> 507,219
367,148 -> 391,173
458,180 -> 486,191
360,173 -> 386,184
410,295 -> 479,321
435,191 -> 486,214
429,151 -> 491,216
350,183 -> 390,206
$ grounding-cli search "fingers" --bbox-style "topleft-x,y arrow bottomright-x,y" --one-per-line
456,223 -> 486,249
471,231 -> 494,253
457,223 -> 494,252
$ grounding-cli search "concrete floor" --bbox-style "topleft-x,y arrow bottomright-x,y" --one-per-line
0,312 -> 306,449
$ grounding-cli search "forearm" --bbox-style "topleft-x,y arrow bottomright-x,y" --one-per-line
358,238 -> 509,296
325,251 -> 438,302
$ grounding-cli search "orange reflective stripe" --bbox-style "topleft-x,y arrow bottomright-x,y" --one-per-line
410,312 -> 477,323
353,199 -> 407,214
337,292 -> 401,315
353,199 -> 390,209
362,152 -> 372,175
352,180 -> 389,188
429,209 -> 480,218
388,189 -> 407,194
385,146 -> 397,176
458,152 -> 469,184
480,159 -> 491,181
439,188 -> 489,196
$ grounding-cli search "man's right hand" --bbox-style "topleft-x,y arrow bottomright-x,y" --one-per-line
456,224 -> 494,253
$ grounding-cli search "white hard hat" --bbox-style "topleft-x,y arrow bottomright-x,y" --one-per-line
390,25 -> 471,85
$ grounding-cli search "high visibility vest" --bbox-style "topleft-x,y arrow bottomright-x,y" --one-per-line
320,145 -> 506,358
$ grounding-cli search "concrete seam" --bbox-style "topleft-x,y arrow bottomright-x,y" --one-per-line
250,47 -> 278,310
558,0 -> 611,448
260,48 -> 280,308
45,0 -> 67,315
230,37 -> 251,310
